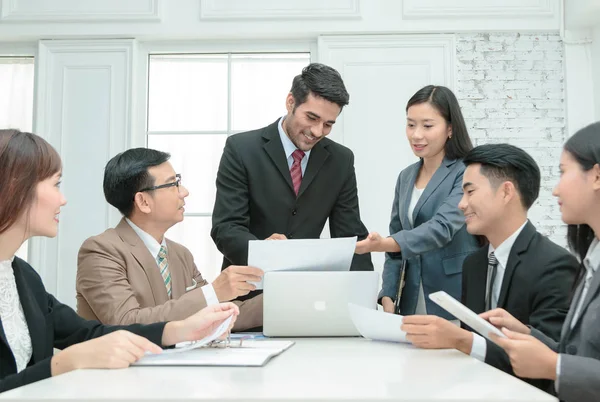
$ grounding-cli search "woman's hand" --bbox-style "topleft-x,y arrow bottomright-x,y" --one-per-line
381,297 -> 395,313
162,302 -> 240,346
355,232 -> 400,254
51,330 -> 162,376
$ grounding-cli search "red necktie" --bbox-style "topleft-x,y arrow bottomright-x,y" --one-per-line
290,149 -> 305,196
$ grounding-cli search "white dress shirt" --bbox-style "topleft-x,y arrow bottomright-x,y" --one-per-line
0,257 -> 33,372
470,220 -> 528,361
555,236 -> 600,391
278,116 -> 311,175
125,219 -> 218,305
407,186 -> 427,314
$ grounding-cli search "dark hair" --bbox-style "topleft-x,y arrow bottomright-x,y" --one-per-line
406,85 -> 473,160
563,122 -> 600,271
463,143 -> 541,210
0,129 -> 62,235
103,148 -> 170,217
290,63 -> 349,110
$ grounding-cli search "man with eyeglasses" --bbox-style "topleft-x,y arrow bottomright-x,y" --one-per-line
76,148 -> 263,331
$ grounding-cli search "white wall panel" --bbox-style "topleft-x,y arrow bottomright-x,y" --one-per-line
199,0 -> 360,20
1,0 -> 161,22
318,35 -> 454,276
30,40 -> 134,308
403,0 -> 556,19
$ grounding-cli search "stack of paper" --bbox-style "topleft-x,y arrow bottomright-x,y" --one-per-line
133,340 -> 294,367
248,237 -> 357,289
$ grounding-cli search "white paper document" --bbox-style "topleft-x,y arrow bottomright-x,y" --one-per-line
428,291 -> 507,342
133,340 -> 294,367
248,237 -> 357,289
348,303 -> 409,343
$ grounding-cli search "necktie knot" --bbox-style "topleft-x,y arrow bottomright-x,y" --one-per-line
488,251 -> 498,267
292,149 -> 305,163
158,245 -> 168,260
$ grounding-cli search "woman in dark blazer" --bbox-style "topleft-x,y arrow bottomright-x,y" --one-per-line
0,129 -> 239,393
482,122 -> 600,402
356,85 -> 479,318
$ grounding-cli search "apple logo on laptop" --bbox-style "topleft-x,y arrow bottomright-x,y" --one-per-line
314,301 -> 327,311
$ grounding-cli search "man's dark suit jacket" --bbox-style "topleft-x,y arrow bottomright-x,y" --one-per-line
461,221 -> 578,390
211,118 -> 374,280
0,257 -> 166,393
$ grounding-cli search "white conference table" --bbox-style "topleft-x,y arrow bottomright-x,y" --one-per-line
0,338 -> 557,402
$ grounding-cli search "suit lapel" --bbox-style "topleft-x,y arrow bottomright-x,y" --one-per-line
568,268 -> 600,333
297,141 -> 330,198
262,119 -> 294,194
412,158 -> 455,224
561,279 -> 584,345
497,221 -> 536,308
116,219 -> 168,305
12,259 -> 46,363
401,162 -> 420,230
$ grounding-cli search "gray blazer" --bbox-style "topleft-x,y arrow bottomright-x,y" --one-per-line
531,267 -> 600,402
379,157 -> 479,319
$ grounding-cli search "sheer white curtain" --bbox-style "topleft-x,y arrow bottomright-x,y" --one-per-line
0,57 -> 35,261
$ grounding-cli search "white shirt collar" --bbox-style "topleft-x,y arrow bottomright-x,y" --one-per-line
278,116 -> 311,161
125,218 -> 167,261
583,237 -> 600,278
488,220 -> 528,269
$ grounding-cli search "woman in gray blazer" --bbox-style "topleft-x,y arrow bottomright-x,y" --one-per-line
481,122 -> 600,402
356,85 -> 479,319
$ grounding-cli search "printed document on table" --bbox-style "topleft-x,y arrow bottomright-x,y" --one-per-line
248,236 -> 357,289
348,303 -> 409,343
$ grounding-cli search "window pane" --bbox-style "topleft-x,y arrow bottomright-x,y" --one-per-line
0,57 -> 34,131
0,57 -> 35,262
148,55 -> 228,132
147,134 -> 226,214
231,53 -> 310,131
165,216 -> 222,282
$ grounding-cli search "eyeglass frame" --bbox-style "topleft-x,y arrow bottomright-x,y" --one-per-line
138,173 -> 182,193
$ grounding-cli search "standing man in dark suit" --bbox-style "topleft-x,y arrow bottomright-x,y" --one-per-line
401,144 -> 578,390
211,63 -> 374,293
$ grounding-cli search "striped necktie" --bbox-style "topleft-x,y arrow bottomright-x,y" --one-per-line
290,149 -> 305,196
157,245 -> 172,298
485,252 -> 498,311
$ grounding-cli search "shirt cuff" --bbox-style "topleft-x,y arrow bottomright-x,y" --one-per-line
555,354 -> 561,393
201,284 -> 219,306
470,333 -> 487,362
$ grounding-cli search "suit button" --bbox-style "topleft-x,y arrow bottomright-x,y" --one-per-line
566,345 -> 577,355
292,209 -> 297,215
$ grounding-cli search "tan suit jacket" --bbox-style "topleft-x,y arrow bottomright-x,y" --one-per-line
76,218 -> 262,331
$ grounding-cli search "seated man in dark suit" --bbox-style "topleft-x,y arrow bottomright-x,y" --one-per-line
77,148 -> 263,331
401,144 -> 578,389
211,62 -> 373,303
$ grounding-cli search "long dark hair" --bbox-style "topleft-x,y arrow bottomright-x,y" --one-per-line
0,129 -> 62,235
563,122 -> 600,287
406,85 -> 473,160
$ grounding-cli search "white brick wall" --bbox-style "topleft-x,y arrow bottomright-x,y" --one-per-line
456,33 -> 566,246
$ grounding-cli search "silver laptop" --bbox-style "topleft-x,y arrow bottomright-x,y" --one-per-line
263,271 -> 379,337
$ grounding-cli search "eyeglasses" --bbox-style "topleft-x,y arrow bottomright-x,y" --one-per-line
139,174 -> 182,193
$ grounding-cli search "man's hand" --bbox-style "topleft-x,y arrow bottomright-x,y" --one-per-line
162,303 -> 239,346
51,330 -> 162,376
381,296 -> 395,313
401,315 -> 474,354
355,232 -> 400,254
266,233 -> 287,240
212,265 -> 263,301
491,328 -> 558,380
480,308 -> 531,334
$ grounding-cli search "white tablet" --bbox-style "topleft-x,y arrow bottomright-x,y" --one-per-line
428,291 -> 507,342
